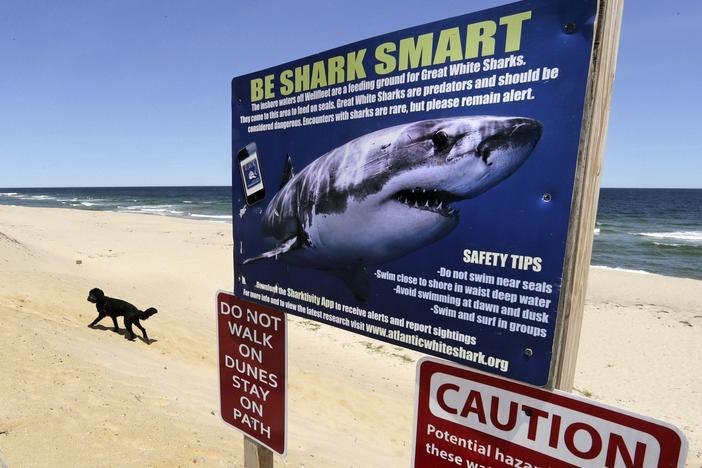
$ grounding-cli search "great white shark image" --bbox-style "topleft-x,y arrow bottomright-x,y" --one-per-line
242,116 -> 543,300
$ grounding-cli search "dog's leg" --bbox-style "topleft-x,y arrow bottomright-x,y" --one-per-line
133,319 -> 149,342
124,319 -> 137,341
110,316 -> 119,332
88,313 -> 105,328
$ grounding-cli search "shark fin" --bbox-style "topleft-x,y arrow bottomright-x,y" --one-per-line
333,266 -> 370,302
242,236 -> 300,264
279,153 -> 295,190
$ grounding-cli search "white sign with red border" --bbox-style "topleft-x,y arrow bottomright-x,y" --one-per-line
413,357 -> 687,467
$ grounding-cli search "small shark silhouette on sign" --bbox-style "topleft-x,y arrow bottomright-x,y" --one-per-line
243,116 -> 543,300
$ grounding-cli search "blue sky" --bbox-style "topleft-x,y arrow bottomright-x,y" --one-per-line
0,0 -> 699,188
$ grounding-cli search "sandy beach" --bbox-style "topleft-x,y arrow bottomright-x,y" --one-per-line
0,205 -> 699,467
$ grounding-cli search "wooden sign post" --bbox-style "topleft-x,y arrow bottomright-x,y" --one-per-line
244,437 -> 274,468
549,0 -> 625,391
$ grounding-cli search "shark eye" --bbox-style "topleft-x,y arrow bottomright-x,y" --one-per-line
432,131 -> 449,150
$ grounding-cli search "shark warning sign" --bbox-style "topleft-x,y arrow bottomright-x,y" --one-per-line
232,0 -> 598,386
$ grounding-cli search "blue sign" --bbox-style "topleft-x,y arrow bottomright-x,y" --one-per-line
232,0 -> 596,386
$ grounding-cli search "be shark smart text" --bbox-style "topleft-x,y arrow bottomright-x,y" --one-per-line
250,11 -> 532,102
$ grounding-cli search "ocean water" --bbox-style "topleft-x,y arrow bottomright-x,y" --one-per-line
593,188 -> 702,280
0,186 -> 232,222
1,187 -> 700,280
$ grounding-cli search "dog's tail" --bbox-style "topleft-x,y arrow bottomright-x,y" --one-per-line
139,307 -> 158,320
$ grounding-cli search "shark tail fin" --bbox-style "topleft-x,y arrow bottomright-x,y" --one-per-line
279,153 -> 295,189
242,236 -> 300,264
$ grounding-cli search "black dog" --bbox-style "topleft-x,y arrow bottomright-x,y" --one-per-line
87,288 -> 158,342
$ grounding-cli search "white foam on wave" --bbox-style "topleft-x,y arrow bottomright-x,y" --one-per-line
0,192 -> 19,197
190,214 -> 233,220
652,241 -> 684,248
594,228 -> 601,235
591,265 -> 652,275
121,204 -> 175,211
119,206 -> 185,215
638,231 -> 702,242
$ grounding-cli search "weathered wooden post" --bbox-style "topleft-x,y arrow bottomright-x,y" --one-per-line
244,436 -> 273,468
549,0 -> 625,391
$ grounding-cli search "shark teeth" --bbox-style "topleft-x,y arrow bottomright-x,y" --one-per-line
393,188 -> 458,217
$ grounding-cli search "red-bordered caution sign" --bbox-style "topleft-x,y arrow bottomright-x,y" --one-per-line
217,291 -> 287,455
412,358 -> 687,467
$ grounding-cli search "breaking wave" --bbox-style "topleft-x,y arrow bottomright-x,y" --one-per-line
189,214 -> 233,220
638,231 -> 702,243
591,265 -> 652,275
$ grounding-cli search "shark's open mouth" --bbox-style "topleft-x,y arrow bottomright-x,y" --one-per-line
393,188 -> 459,217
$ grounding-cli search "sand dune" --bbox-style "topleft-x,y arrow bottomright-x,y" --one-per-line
0,205 -> 699,466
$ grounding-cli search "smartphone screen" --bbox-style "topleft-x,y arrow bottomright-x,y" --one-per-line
238,143 -> 266,205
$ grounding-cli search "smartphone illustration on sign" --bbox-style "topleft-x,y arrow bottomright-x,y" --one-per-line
237,142 -> 265,205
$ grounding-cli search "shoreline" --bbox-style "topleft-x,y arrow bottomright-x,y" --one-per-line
590,264 -> 652,275
0,202 -> 234,223
0,205 -> 700,466
2,203 -> 700,282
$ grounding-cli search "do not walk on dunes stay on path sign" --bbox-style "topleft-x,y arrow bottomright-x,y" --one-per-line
217,291 -> 287,456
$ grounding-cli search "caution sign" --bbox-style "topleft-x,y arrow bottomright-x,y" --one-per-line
412,358 -> 687,467
217,291 -> 287,455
